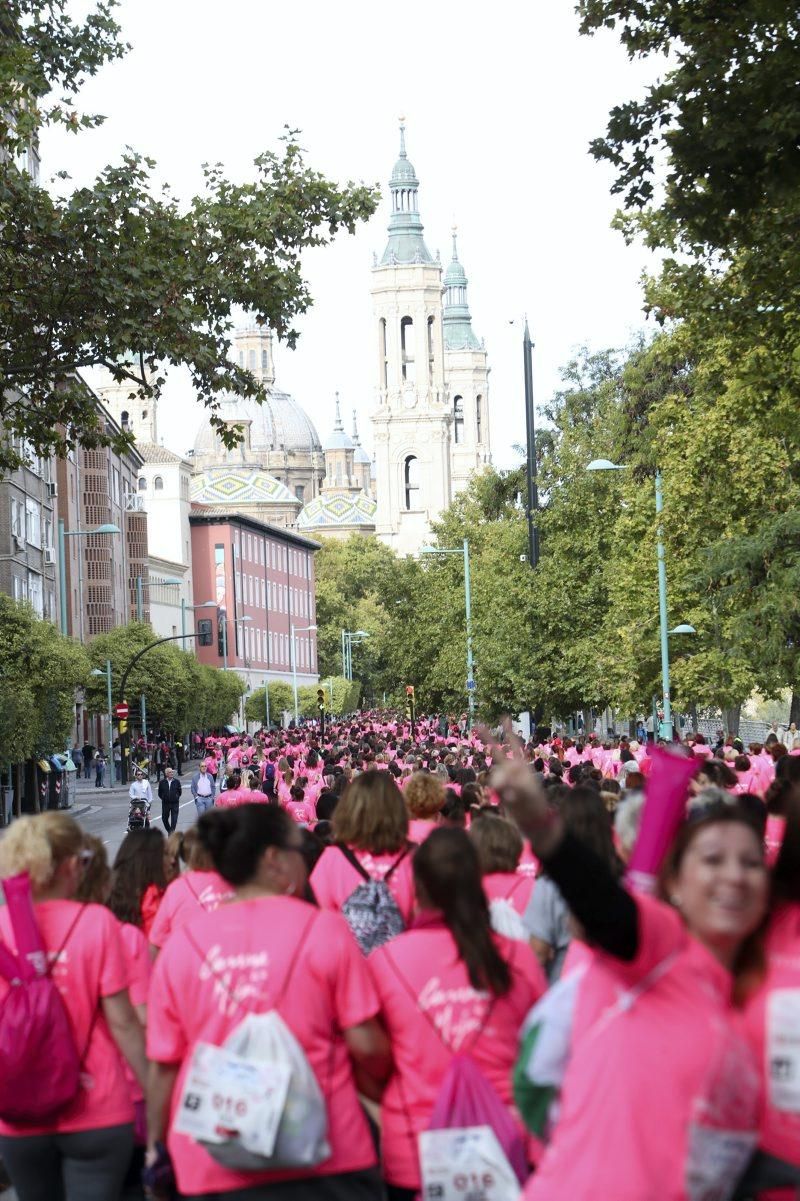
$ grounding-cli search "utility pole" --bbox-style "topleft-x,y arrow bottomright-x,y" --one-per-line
523,320 -> 540,568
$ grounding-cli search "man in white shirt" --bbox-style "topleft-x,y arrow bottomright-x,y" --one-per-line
129,769 -> 153,807
190,761 -> 216,816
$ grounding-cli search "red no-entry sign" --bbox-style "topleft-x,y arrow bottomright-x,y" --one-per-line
114,702 -> 129,719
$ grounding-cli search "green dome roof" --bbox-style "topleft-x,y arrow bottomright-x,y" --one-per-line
378,122 -> 434,267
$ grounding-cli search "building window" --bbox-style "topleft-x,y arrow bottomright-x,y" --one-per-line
401,317 -> 415,385
249,349 -> 256,372
10,498 -> 21,538
27,570 -> 43,617
379,318 -> 388,389
239,351 -> 244,368
138,476 -> 147,492
25,499 -> 41,547
454,396 -> 464,444
153,475 -> 164,491
476,394 -> 483,442
261,349 -> 268,370
404,455 -> 420,510
427,316 -> 435,382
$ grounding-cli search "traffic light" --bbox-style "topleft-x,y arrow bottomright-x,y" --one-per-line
405,684 -> 416,731
317,688 -> 325,711
197,618 -> 213,647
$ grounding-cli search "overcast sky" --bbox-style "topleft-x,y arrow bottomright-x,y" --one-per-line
44,0 -> 662,468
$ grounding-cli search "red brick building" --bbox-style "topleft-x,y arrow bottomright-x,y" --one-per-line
190,512 -> 320,695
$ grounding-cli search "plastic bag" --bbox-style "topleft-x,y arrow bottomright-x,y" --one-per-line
421,1053 -> 527,1196
175,1011 -> 330,1172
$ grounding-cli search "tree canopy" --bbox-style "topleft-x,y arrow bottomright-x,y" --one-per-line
0,0 -> 379,471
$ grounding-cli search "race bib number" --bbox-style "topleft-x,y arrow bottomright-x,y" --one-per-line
767,988 -> 800,1113
419,1126 -> 520,1201
174,1041 -> 290,1158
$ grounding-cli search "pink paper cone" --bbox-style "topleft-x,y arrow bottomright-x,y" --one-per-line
627,748 -> 699,895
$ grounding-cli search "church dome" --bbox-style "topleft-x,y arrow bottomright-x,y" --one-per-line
297,492 -> 377,530
193,390 -> 321,458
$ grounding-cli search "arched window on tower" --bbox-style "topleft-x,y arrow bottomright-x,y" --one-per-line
404,455 -> 420,510
261,349 -> 268,370
239,351 -> 244,368
401,317 -> 415,385
137,476 -> 147,492
248,349 -> 256,372
476,394 -> 483,442
379,318 -> 388,389
427,316 -> 435,383
154,476 -> 164,491
454,396 -> 464,444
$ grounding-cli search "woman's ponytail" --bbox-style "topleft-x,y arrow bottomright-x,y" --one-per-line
414,828 -> 511,996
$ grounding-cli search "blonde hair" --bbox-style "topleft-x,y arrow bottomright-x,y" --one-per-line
469,814 -> 523,874
333,771 -> 409,853
0,813 -> 84,895
404,772 -> 446,820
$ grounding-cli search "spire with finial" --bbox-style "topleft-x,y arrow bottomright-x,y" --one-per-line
378,119 -> 434,268
324,392 -> 353,452
442,224 -> 481,351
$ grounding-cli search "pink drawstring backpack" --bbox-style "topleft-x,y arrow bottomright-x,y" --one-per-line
0,873 -> 84,1123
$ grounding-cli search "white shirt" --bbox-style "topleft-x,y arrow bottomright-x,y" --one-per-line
129,779 -> 152,804
195,773 -> 213,797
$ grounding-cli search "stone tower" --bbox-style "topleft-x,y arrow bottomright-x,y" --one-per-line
442,229 -> 491,494
370,122 -> 452,557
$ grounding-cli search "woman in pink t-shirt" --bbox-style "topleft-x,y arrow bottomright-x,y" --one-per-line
369,828 -> 546,1198
311,771 -> 417,930
742,794 -> 800,1200
491,750 -> 770,1201
149,827 -> 235,954
470,812 -> 535,927
109,828 -> 168,939
146,802 -> 391,1199
0,814 -> 147,1201
404,771 -> 445,844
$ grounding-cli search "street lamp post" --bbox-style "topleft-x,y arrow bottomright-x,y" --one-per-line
90,661 -> 114,791
291,624 -> 318,723
587,460 -> 696,740
421,539 -> 475,728
233,616 -> 253,728
58,523 -> 121,635
341,630 -> 369,682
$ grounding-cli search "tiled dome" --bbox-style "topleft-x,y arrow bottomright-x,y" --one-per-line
297,492 -> 377,530
190,468 -> 296,506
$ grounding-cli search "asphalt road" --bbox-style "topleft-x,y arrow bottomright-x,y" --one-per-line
71,774 -> 199,861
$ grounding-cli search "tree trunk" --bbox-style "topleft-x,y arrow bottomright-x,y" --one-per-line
689,702 -> 698,734
790,691 -> 800,727
722,705 -> 741,736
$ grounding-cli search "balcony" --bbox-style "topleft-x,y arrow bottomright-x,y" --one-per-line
124,493 -> 146,513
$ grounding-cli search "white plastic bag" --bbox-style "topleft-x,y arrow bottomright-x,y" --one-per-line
419,1125 -> 520,1201
488,897 -> 528,942
175,1011 -> 330,1172
174,1040 -> 291,1165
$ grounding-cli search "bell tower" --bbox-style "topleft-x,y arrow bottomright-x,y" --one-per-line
370,121 -> 452,557
443,229 -> 491,494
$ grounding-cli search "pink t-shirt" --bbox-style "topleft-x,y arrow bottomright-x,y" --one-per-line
408,818 -> 439,844
483,871 -> 535,915
369,912 -> 545,1188
120,922 -> 150,1106
147,896 -> 379,1195
215,787 -> 267,810
743,903 -> 800,1174
149,870 -> 235,950
0,901 -> 133,1136
525,893 -> 761,1201
310,843 -> 417,926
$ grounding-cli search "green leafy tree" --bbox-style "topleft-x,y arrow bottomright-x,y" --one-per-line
244,680 -> 293,726
0,596 -> 90,762
0,1 -> 379,471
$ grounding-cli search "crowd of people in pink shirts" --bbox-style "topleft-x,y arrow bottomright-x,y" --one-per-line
0,711 -> 797,1201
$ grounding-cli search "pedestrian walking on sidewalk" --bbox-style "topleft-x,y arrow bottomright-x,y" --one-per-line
190,760 -> 215,816
94,746 -> 107,788
158,767 -> 182,833
82,740 -> 94,779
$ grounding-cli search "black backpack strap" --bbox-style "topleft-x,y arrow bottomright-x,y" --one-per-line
383,842 -> 414,883
337,841 -> 414,883
336,843 -> 371,881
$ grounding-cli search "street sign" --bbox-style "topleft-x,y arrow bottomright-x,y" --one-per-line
466,679 -> 476,691
114,702 -> 129,719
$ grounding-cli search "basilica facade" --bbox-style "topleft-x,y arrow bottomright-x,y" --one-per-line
101,124 -> 490,557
